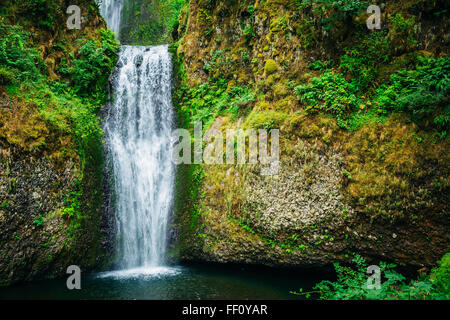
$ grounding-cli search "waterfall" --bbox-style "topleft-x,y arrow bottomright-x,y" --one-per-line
103,45 -> 176,270
99,0 -> 176,274
98,0 -> 124,37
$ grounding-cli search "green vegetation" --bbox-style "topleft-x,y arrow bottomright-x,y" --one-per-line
16,0 -> 62,31
58,180 -> 85,236
0,20 -> 119,156
160,0 -> 187,39
430,253 -> 450,297
58,29 -> 119,99
295,71 -> 360,128
292,253 -> 450,300
338,31 -> 390,92
173,50 -> 256,127
181,82 -> 255,124
374,55 -> 450,135
0,5 -> 119,241
33,215 -> 44,227
290,4 -> 449,135
120,0 -> 187,45
0,23 -> 45,83
296,0 -> 369,31
295,54 -> 450,134
0,200 -> 10,209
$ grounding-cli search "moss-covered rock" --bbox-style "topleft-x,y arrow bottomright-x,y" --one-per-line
171,0 -> 450,270
0,0 -> 118,285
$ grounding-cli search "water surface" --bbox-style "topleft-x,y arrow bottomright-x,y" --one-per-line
0,263 -> 332,300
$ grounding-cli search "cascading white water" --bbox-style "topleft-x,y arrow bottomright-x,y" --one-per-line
98,0 -> 124,37
98,0 -> 177,275
103,45 -> 176,270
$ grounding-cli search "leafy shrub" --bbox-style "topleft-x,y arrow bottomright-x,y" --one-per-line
58,29 -> 119,99
33,215 -> 44,227
0,200 -> 10,209
430,253 -> 450,299
60,187 -> 82,220
293,253 -> 450,300
374,55 -> 450,134
121,0 -> 186,44
296,54 -> 449,134
308,60 -> 330,71
226,86 -> 255,119
178,77 -> 255,126
339,31 -> 390,91
160,0 -> 186,37
295,71 -> 360,128
243,23 -> 255,42
180,81 -> 226,125
0,24 -> 44,82
389,13 -> 417,48
203,49 -> 231,74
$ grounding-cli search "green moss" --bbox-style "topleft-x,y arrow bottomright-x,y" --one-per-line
244,110 -> 287,130
264,59 -> 278,75
265,74 -> 275,87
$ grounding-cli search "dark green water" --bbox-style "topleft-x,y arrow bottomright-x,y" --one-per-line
0,263 -> 332,300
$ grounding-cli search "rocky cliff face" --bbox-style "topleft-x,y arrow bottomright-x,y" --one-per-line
170,0 -> 449,269
0,0 -> 117,285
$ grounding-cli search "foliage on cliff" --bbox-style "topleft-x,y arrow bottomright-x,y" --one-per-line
0,0 -> 119,285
